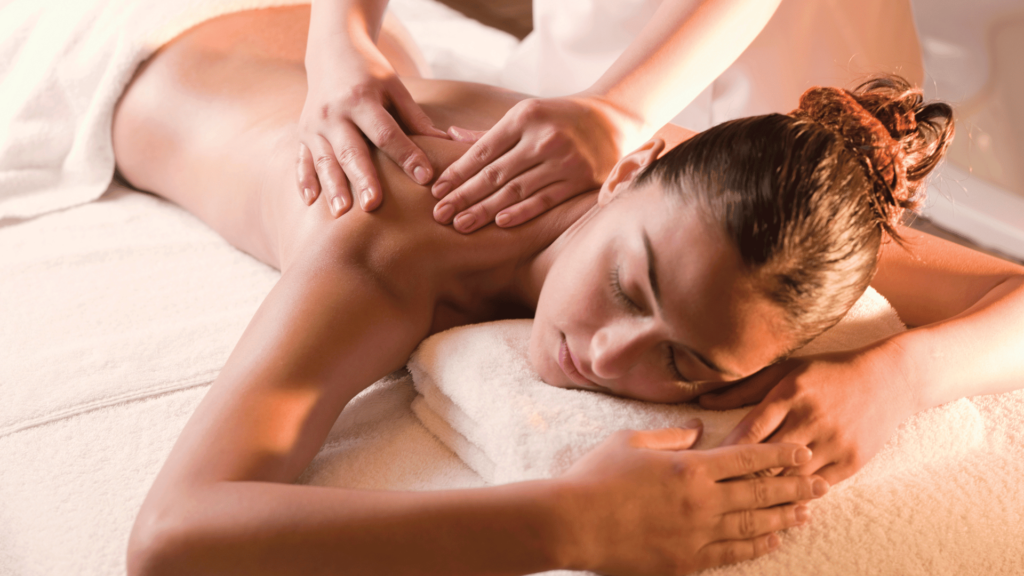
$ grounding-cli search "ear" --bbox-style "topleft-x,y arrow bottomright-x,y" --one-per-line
598,138 -> 666,206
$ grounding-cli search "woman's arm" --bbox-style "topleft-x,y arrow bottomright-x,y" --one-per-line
703,229 -> 1024,484
871,227 -> 1024,407
129,217 -> 823,576
430,0 -> 783,233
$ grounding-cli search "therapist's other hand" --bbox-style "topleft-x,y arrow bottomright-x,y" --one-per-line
298,38 -> 447,217
699,344 -> 917,485
559,423 -> 826,576
431,95 -> 644,233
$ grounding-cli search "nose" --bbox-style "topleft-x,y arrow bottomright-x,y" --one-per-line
589,317 -> 657,380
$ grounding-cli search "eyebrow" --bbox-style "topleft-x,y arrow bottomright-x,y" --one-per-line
642,230 -> 743,380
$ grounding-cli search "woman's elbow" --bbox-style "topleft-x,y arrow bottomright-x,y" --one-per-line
127,505 -> 196,576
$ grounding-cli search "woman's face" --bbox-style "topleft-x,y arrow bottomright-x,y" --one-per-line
530,161 -> 793,403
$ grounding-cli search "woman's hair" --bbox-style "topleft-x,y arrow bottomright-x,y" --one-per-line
635,75 -> 954,345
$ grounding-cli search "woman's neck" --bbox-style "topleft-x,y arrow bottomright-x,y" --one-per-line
512,199 -> 601,311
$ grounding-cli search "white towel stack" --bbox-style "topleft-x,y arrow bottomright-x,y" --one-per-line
409,287 -> 908,484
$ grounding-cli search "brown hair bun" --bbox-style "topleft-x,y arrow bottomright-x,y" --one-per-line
791,76 -> 954,235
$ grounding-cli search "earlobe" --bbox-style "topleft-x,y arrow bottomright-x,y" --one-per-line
598,138 -> 666,206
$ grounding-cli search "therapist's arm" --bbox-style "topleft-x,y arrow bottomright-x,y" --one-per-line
298,0 -> 447,216
432,0 -> 783,233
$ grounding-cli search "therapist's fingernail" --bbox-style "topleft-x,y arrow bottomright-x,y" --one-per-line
812,478 -> 829,497
794,447 -> 812,464
767,534 -> 781,549
435,203 -> 455,223
303,188 -> 314,205
495,212 -> 513,227
454,213 -> 476,231
432,181 -> 451,199
683,418 -> 702,429
331,197 -> 344,216
413,165 -> 430,185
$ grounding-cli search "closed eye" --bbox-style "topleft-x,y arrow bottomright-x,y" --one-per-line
665,344 -> 690,382
610,265 -> 642,313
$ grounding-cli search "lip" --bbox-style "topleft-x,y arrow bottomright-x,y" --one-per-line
558,334 -> 600,389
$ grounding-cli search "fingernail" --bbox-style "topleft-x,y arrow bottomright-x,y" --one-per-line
331,197 -> 344,216
435,203 -> 455,224
454,212 -> 476,232
794,447 -> 812,464
683,418 -> 702,429
413,165 -> 429,185
795,505 -> 810,523
812,478 -> 829,497
361,189 -> 374,210
495,212 -> 513,227
303,187 -> 314,205
767,534 -> 780,549
432,181 -> 451,199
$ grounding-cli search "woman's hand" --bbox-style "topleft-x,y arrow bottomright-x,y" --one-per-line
699,343 -> 918,485
298,36 -> 447,216
430,94 -> 646,233
558,422 -> 827,576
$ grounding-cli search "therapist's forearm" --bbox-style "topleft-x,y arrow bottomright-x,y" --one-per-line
307,0 -> 389,56
887,275 -> 1024,411
585,0 -> 781,135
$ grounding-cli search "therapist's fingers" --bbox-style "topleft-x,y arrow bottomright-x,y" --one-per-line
442,166 -> 563,232
296,143 -> 321,206
447,125 -> 487,143
327,118 -> 383,212
307,135 -> 353,217
431,123 -> 520,200
352,99 -> 433,189
493,180 -> 580,228
714,503 -> 810,542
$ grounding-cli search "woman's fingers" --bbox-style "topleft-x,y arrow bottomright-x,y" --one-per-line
696,533 -> 780,570
699,362 -> 797,410
352,101 -> 433,189
715,503 -> 810,541
306,135 -> 353,217
719,395 -> 790,447
628,421 -> 703,451
704,443 -> 812,480
431,122 -> 520,200
296,143 -> 321,206
719,475 -> 827,513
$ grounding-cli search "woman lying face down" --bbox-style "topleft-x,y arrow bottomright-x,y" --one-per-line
118,9 -> 1024,575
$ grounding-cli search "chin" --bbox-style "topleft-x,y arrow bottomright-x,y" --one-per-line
527,321 -> 558,387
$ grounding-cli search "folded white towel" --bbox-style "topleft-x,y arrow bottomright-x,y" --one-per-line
409,287 -> 907,484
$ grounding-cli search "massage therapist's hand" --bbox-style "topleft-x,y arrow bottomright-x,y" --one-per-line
431,94 -> 644,233
297,34 -> 447,216
557,423 -> 827,575
700,344 -> 918,485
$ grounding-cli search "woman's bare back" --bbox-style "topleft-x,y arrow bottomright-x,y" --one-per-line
112,5 -> 595,331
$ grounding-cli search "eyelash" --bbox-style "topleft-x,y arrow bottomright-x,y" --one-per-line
610,265 -> 688,382
609,265 -> 641,312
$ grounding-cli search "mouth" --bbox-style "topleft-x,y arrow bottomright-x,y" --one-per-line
558,333 -> 601,390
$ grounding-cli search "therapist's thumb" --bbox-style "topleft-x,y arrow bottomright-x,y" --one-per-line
447,125 -> 487,143
631,419 -> 703,451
